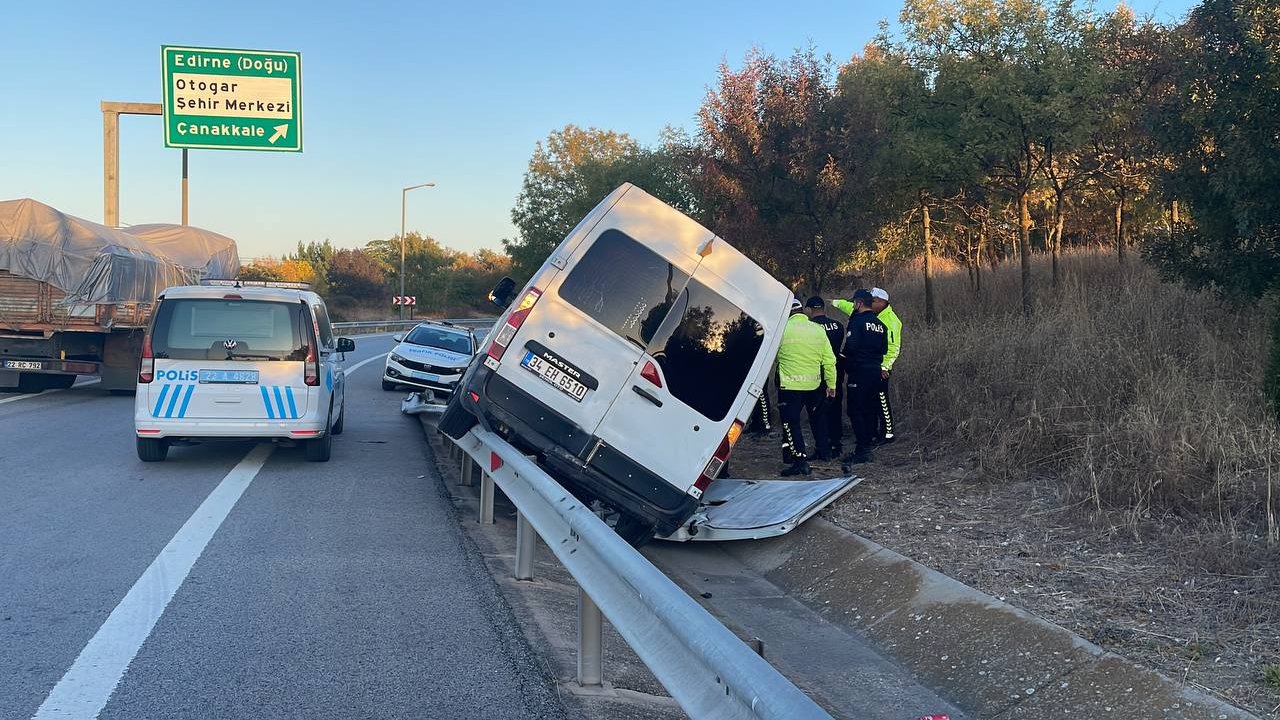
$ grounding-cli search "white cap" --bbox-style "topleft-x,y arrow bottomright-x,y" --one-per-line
871,287 -> 889,301
790,297 -> 803,312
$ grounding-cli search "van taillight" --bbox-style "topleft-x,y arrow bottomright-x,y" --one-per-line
486,287 -> 542,362
693,420 -> 744,497
138,335 -> 154,383
304,342 -> 319,386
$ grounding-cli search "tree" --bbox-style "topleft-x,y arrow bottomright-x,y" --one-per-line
696,48 -> 882,293
238,262 -> 284,282
504,125 -> 696,281
1144,0 -> 1280,410
328,248 -> 387,306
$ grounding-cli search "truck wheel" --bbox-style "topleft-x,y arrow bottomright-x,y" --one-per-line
382,380 -> 397,391
45,375 -> 76,390
305,431 -> 332,462
136,437 -> 169,462
17,374 -> 48,393
438,393 -> 477,439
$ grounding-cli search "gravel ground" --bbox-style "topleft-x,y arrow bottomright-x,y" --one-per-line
729,425 -> 1280,718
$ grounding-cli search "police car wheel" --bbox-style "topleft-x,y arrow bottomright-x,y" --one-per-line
305,430 -> 332,462
382,380 -> 397,391
136,437 -> 168,462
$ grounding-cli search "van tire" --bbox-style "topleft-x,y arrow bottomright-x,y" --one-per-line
612,512 -> 658,548
136,437 -> 169,462
331,404 -> 345,435
382,380 -> 397,391
305,431 -> 332,462
438,394 -> 477,439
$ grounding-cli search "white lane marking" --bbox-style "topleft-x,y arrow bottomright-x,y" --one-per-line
0,379 -> 101,407
346,352 -> 390,374
32,443 -> 274,720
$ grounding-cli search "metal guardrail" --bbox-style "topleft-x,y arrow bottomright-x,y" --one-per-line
441,426 -> 831,720
332,318 -> 495,335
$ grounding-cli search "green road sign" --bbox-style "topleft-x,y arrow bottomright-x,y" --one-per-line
162,45 -> 302,152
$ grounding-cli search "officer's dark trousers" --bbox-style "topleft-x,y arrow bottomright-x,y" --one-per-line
779,387 -> 828,462
846,366 -> 881,455
876,375 -> 895,439
826,369 -> 845,452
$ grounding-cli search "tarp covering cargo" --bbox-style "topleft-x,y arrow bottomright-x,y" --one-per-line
0,198 -> 240,304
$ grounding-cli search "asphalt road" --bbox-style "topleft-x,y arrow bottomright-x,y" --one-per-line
0,335 -> 567,720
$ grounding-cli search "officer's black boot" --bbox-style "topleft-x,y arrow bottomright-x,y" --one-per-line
780,461 -> 812,477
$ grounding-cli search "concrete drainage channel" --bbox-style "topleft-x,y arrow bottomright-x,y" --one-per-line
414,413 -> 1258,720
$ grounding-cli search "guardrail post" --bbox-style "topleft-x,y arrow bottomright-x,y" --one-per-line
479,470 -> 494,524
515,511 -> 535,580
578,587 -> 604,687
461,455 -> 473,486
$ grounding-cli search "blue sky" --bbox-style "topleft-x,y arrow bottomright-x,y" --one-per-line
0,0 -> 1194,259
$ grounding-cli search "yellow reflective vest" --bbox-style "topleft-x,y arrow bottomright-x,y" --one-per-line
777,313 -> 837,391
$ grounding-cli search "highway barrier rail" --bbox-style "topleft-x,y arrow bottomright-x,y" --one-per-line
440,426 -> 832,720
332,318 -> 495,335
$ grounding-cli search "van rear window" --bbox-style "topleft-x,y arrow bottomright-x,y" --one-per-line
558,229 -> 764,421
648,278 -> 764,421
151,299 -> 307,361
557,229 -> 690,348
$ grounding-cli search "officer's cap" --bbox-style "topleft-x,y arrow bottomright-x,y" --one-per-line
805,296 -> 824,309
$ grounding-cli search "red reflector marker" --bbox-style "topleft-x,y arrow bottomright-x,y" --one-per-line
640,360 -> 662,387
137,429 -> 161,434
291,430 -> 320,436
490,453 -> 503,472
469,391 -> 480,402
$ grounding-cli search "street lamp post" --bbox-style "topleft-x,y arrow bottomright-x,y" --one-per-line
400,182 -> 436,319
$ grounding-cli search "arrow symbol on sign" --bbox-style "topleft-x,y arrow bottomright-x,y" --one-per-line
268,124 -> 289,144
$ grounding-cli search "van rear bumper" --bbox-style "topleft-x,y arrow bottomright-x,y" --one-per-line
134,418 -> 327,440
462,365 -> 698,536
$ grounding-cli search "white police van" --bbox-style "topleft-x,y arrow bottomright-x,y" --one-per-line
134,281 -> 354,462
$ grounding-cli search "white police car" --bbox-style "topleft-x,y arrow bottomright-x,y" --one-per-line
134,281 -> 354,463
382,321 -> 477,395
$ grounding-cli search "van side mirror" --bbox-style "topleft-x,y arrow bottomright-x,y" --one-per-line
489,276 -> 517,309
337,337 -> 355,353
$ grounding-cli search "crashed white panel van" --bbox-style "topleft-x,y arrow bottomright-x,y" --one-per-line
440,184 -> 792,544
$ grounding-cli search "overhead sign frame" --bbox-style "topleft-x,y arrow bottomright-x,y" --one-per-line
161,45 -> 303,152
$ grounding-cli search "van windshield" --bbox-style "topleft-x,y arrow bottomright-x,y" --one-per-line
404,325 -> 472,354
151,298 -> 308,361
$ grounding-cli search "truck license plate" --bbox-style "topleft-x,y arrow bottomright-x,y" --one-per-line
521,351 -> 587,402
4,360 -> 43,370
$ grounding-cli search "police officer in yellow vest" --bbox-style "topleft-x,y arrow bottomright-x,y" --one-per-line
776,298 -> 837,476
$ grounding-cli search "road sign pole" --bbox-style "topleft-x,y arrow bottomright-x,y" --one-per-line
101,101 -> 162,228
181,149 -> 189,226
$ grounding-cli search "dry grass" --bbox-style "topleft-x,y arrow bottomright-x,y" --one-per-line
729,249 -> 1280,715
878,250 -> 1280,535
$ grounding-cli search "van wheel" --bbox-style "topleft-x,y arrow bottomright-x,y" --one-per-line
382,380 -> 397,391
305,431 -> 332,462
136,437 -> 169,462
611,512 -> 658,548
438,393 -> 477,439
331,404 -> 345,435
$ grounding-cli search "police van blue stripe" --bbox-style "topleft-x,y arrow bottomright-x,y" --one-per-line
152,384 -> 170,417
260,386 -> 275,419
284,387 -> 297,419
178,384 -> 195,418
273,387 -> 287,419
164,385 -> 182,418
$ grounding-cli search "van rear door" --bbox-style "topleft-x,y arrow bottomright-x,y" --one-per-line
491,224 -> 705,452
592,263 -> 779,496
146,297 -> 310,421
